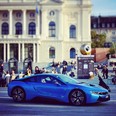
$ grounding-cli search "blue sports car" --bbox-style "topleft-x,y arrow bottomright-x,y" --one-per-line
8,73 -> 110,106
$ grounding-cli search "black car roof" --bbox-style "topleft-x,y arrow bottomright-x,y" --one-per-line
17,73 -> 61,81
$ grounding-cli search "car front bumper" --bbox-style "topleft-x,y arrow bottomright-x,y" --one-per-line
97,94 -> 110,102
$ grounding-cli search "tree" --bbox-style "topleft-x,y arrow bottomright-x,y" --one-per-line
91,31 -> 106,48
109,43 -> 116,54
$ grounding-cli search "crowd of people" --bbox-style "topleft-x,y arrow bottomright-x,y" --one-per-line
0,61 -> 76,87
0,63 -> 21,87
96,63 -> 116,84
0,60 -> 116,87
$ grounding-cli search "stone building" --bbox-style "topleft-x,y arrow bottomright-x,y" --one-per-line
91,16 -> 116,47
0,0 -> 92,72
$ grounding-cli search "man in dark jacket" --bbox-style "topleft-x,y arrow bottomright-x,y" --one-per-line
0,63 -> 4,87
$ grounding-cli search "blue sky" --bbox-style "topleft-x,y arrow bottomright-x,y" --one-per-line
91,0 -> 116,16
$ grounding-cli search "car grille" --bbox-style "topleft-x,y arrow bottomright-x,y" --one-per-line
98,92 -> 108,95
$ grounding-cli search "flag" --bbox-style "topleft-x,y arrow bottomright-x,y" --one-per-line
35,4 -> 39,14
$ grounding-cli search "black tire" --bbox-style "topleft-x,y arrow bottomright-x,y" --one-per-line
11,87 -> 25,102
69,89 -> 86,106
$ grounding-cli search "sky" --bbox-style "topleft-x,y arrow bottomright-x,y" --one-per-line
91,0 -> 116,16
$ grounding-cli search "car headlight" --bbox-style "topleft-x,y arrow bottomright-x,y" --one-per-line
91,91 -> 108,95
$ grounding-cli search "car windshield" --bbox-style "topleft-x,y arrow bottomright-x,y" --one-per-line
57,75 -> 79,84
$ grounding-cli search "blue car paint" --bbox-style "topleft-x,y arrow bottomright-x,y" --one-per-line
8,73 -> 110,104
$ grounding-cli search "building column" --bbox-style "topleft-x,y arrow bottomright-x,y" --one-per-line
23,10 -> 26,36
78,12 -> 82,42
22,43 -> 24,62
37,43 -> 39,63
9,10 -> 13,36
33,43 -> 36,63
4,43 -> 6,62
7,43 -> 10,62
58,10 -> 63,40
18,43 -> 20,62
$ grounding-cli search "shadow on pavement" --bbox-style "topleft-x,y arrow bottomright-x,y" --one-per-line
7,97 -> 110,107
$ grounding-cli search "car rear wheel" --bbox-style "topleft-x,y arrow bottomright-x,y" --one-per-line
69,89 -> 86,106
11,87 -> 25,102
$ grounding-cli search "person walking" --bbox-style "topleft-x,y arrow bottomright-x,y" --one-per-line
102,65 -> 109,79
95,68 -> 111,92
0,63 -> 5,87
62,65 -> 67,75
113,64 -> 116,75
5,71 -> 11,86
105,66 -> 109,79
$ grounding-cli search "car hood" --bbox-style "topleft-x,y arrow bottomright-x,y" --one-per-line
69,82 -> 108,92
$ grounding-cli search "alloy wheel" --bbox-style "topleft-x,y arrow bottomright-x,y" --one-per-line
12,87 -> 25,102
69,90 -> 85,106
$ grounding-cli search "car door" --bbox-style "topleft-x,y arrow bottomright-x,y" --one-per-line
33,75 -> 67,99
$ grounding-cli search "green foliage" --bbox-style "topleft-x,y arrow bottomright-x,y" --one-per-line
109,48 -> 115,54
109,43 -> 116,54
91,31 -> 106,48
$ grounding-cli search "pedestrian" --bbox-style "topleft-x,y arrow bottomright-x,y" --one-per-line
10,70 -> 16,81
113,64 -> 116,75
62,65 -> 67,75
0,63 -> 3,73
19,72 -> 24,79
101,66 -> 109,79
5,71 -> 11,86
25,67 -> 31,76
34,66 -> 42,74
41,68 -> 46,73
105,66 -> 109,79
52,68 -> 57,74
0,63 -> 5,87
56,64 -> 61,74
69,71 -> 75,77
95,68 -> 111,92
112,76 -> 116,85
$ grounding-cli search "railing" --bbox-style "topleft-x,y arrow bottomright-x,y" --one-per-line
0,35 -> 40,39
0,0 -> 37,2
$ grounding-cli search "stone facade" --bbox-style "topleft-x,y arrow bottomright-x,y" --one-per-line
0,0 -> 92,72
91,16 -> 116,47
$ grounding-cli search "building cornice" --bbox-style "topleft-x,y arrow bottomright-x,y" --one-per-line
0,39 -> 41,43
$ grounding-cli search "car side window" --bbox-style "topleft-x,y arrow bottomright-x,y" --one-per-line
24,76 -> 36,82
36,75 -> 49,83
36,75 -> 64,85
40,76 -> 52,84
36,75 -> 43,83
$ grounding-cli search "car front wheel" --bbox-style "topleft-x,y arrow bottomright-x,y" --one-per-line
69,89 -> 86,106
11,87 -> 25,102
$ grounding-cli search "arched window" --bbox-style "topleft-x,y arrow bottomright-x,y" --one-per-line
70,48 -> 76,58
15,22 -> 22,35
28,22 -> 36,35
30,12 -> 35,18
49,47 -> 55,58
70,25 -> 76,38
3,12 -> 8,18
49,21 -> 56,37
2,22 -> 9,35
16,12 -> 22,18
